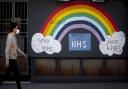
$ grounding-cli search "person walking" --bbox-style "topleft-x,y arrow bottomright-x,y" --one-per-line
0,22 -> 27,89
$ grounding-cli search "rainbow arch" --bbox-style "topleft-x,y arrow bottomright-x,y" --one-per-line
41,1 -> 119,42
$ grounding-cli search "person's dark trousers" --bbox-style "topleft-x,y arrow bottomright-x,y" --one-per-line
0,59 -> 21,89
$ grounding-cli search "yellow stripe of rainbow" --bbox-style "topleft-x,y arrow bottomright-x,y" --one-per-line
41,3 -> 118,38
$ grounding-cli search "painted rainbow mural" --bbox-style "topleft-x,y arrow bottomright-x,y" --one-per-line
41,1 -> 119,42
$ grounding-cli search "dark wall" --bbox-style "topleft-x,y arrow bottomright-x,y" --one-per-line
28,0 -> 128,58
28,0 -> 128,82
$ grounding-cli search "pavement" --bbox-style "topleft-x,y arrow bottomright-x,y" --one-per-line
0,82 -> 128,89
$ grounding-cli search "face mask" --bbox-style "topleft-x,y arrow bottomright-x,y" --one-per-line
16,29 -> 20,34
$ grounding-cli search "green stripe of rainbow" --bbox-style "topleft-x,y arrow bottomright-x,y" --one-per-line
41,1 -> 119,41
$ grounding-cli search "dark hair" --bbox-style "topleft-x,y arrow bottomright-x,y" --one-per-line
9,22 -> 19,32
